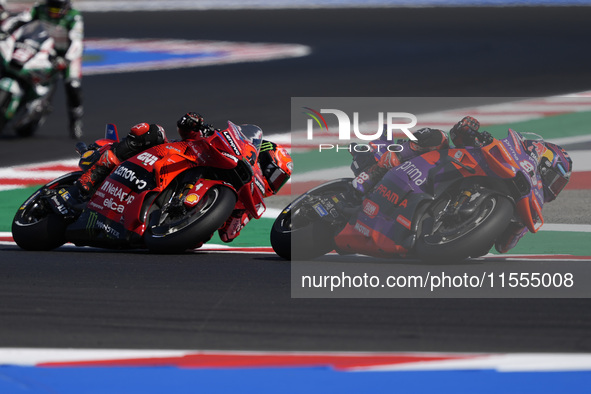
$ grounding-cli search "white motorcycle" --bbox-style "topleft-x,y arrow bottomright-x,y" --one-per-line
0,20 -> 59,137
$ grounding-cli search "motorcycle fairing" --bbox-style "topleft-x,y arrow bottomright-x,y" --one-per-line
65,157 -> 158,248
335,169 -> 432,257
499,130 -> 545,232
335,129 -> 548,258
203,123 -> 266,219
66,123 -> 267,247
66,142 -> 189,247
183,178 -> 236,209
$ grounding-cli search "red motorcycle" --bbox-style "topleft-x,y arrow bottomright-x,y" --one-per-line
12,122 -> 267,253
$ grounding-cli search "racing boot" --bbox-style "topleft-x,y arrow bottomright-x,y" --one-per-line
218,210 -> 250,243
495,222 -> 528,254
75,149 -> 121,197
68,106 -> 84,140
66,80 -> 84,139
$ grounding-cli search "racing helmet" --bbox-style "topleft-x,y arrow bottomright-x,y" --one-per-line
258,140 -> 292,195
536,141 -> 573,202
128,123 -> 167,149
46,0 -> 71,19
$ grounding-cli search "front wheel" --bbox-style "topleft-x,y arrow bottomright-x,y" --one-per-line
144,185 -> 237,253
271,178 -> 355,260
416,192 -> 514,262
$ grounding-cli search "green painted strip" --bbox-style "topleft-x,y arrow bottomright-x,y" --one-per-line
490,231 -> 591,256
1,185 -> 276,247
293,148 -> 351,173
484,110 -> 591,140
206,217 -> 274,248
291,110 -> 591,173
0,187 -> 37,232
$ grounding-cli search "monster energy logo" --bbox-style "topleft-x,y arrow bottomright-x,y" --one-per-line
260,141 -> 274,152
87,211 -> 98,234
86,211 -> 120,238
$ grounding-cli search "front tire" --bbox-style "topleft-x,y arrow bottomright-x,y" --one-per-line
271,178 -> 354,260
145,185 -> 236,253
416,193 -> 514,262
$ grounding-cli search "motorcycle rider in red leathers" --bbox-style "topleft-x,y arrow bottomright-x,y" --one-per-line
66,112 -> 292,245
351,116 -> 573,254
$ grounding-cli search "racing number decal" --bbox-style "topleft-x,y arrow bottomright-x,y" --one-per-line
519,160 -> 535,175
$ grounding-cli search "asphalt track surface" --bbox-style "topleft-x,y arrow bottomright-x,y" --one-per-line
1,8 -> 591,353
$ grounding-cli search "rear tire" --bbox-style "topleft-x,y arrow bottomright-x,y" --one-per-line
11,172 -> 82,250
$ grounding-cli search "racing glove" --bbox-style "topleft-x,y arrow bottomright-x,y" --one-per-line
52,56 -> 68,71
350,143 -> 378,176
450,116 -> 495,148
450,116 -> 481,147
177,112 -> 215,138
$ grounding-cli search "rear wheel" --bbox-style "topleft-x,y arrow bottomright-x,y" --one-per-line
11,173 -> 81,250
145,184 -> 236,253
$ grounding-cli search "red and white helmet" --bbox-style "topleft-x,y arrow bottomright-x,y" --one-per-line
128,123 -> 167,148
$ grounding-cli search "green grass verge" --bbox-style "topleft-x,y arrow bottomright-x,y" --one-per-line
1,185 -> 275,247
291,111 -> 591,173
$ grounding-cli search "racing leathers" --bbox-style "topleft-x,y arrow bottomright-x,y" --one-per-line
76,123 -> 167,196
2,2 -> 84,138
350,116 -> 533,254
